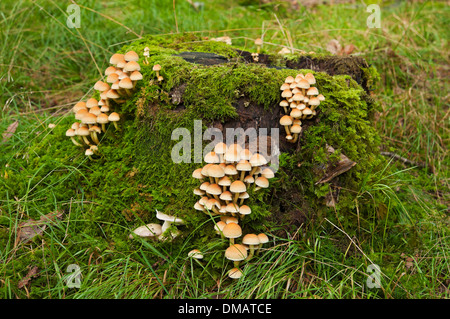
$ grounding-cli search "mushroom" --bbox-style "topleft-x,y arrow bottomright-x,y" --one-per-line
110,53 -> 125,66
214,220 -> 227,236
225,244 -> 247,268
96,113 -> 109,132
242,233 -> 260,261
239,191 -> 249,205
255,38 -> 263,53
129,223 -> 162,239
228,267 -> 243,279
229,180 -> 246,205
214,142 -> 228,162
206,183 -> 222,203
65,128 -> 82,146
124,50 -> 139,62
153,64 -> 161,78
155,210 -> 185,240
249,153 -> 268,176
296,79 -> 310,96
219,190 -> 232,204
256,233 -> 269,254
280,115 -> 293,139
73,101 -> 87,113
254,176 -> 269,192
222,222 -> 242,245
188,249 -> 205,265
207,164 -> 225,184
89,125 -> 101,145
123,61 -> 141,73
192,168 -> 205,182
236,160 -> 252,181
204,151 -> 220,164
238,204 -> 251,220
290,124 -> 302,143
76,126 -> 91,146
261,167 -> 275,179
118,77 -> 134,97
129,71 -> 143,88
85,148 -> 94,160
304,73 -> 316,85
108,112 -> 120,130
218,176 -> 231,192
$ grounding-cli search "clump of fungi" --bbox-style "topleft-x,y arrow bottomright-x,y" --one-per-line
279,73 -> 325,143
191,142 -> 272,279
65,51 -> 143,157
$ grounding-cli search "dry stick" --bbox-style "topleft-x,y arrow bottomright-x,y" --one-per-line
380,151 -> 426,168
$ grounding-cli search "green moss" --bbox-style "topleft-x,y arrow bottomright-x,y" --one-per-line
1,33 -> 388,291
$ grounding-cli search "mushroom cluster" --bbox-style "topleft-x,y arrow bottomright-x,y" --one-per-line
190,142 -> 272,279
279,73 -> 325,143
65,51 -> 143,157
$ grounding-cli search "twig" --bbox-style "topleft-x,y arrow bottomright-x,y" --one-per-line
380,151 -> 426,168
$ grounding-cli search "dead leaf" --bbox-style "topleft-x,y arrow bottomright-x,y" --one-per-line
326,39 -> 356,56
326,39 -> 342,55
18,266 -> 40,289
343,44 -> 356,55
2,121 -> 19,143
15,211 -> 63,245
316,145 -> 357,184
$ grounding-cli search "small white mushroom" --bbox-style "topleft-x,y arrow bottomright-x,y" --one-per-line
155,210 -> 185,240
129,223 -> 162,239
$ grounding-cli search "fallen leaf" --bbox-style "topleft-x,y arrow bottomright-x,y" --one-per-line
343,44 -> 356,55
18,266 -> 40,289
2,121 -> 19,143
15,211 -> 63,245
326,39 -> 342,55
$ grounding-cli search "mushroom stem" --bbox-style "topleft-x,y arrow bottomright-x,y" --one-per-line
233,193 -> 240,205
233,260 -> 240,268
245,245 -> 256,261
291,133 -> 299,143
239,171 -> 246,181
283,125 -> 291,136
112,122 -> 120,131
91,132 -> 99,145
82,136 -> 91,146
70,137 -> 83,146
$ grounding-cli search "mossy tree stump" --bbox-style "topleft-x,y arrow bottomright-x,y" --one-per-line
111,34 -> 382,240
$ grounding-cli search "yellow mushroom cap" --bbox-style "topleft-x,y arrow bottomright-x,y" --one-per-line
108,112 -> 120,122
257,233 -> 269,244
228,267 -> 243,279
230,180 -> 246,194
242,233 -> 260,246
255,176 -> 269,188
124,50 -> 139,62
280,115 -> 293,126
249,153 -> 268,167
225,244 -> 248,261
238,205 -> 252,216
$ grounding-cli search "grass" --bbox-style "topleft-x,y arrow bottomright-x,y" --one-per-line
0,0 -> 449,299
